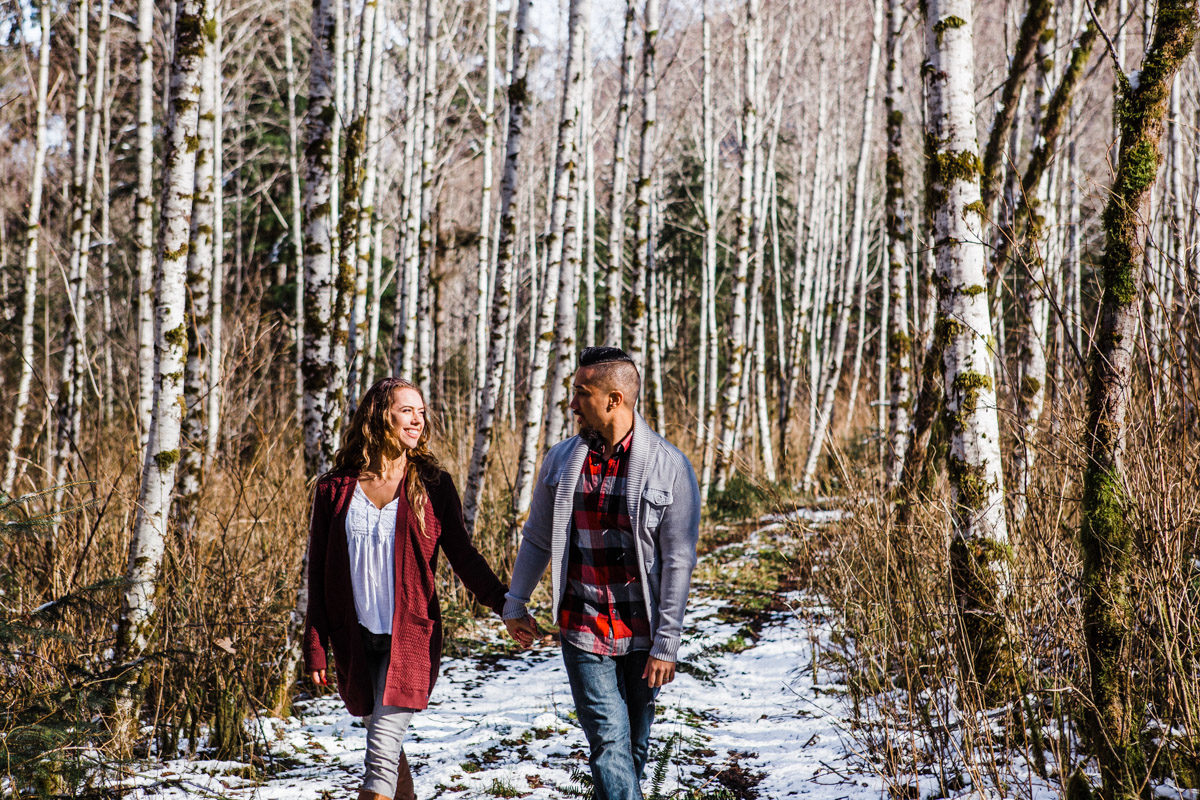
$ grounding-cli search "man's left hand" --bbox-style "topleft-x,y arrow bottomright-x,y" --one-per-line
642,656 -> 675,688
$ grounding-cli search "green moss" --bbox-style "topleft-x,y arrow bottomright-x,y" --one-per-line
154,449 -> 181,471
952,369 -> 991,418
947,454 -> 991,509
963,199 -> 986,218
931,149 -> 982,188
1119,138 -> 1160,197
164,243 -> 190,262
164,323 -> 188,349
962,284 -> 986,297
1020,374 -> 1041,398
933,15 -> 967,36
934,315 -> 965,345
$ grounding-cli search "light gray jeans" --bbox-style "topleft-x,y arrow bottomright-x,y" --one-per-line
362,646 -> 415,798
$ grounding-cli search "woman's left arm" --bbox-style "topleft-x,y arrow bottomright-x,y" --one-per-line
435,475 -> 508,614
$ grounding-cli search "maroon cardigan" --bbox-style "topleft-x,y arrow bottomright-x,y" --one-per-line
303,468 -> 507,714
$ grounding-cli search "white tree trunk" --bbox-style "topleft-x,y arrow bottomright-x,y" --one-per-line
413,0 -> 440,398
714,0 -> 759,492
462,0 -> 533,535
284,1 -> 305,424
925,0 -> 1011,681
393,0 -> 423,375
696,0 -> 716,458
205,3 -> 223,465
301,0 -> 339,477
473,0 -> 498,419
114,0 -> 206,720
512,0 -> 589,531
3,0 -> 51,497
883,0 -> 911,490
800,0 -> 883,492
602,0 -> 638,347
178,0 -> 218,517
135,0 -> 156,447
626,0 -> 660,366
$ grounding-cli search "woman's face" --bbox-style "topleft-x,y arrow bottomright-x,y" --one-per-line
387,387 -> 426,450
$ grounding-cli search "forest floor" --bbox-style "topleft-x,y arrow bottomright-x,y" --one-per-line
118,510 -> 888,800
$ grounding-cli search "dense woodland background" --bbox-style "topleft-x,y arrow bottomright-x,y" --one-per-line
0,0 -> 1198,796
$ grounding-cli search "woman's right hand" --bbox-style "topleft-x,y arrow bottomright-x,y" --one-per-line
310,669 -> 327,687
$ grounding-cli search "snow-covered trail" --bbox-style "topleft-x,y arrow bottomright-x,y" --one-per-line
127,520 -> 883,799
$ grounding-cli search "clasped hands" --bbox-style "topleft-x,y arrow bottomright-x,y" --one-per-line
502,614 -> 676,688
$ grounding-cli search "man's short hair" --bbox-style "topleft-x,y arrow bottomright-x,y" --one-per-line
577,346 -> 641,406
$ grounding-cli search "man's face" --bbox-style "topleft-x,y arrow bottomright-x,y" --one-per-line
568,367 -> 612,435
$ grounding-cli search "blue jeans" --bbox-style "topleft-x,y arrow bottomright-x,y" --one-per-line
561,641 -> 660,800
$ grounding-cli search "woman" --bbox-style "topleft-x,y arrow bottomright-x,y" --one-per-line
304,377 -> 508,800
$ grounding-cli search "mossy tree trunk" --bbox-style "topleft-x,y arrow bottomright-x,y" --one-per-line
924,0 -> 1013,693
1082,3 -> 1197,797
178,0 -> 218,530
301,0 -> 337,479
1010,21 -> 1058,529
114,0 -> 208,740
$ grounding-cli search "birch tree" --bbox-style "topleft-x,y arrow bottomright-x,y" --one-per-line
925,0 -> 1011,689
113,0 -> 207,729
512,0 -> 589,530
627,0 -> 660,366
473,0 -> 498,417
135,0 -> 156,445
800,0 -> 884,492
55,0 -> 96,477
883,0 -> 911,489
1081,4 -> 1197,795
463,0 -> 533,536
413,0 -> 440,398
3,0 -> 51,498
603,0 -> 638,347
713,0 -> 759,493
179,0 -> 219,520
301,0 -> 338,478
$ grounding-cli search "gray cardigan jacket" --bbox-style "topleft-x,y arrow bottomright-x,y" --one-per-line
503,413 -> 700,662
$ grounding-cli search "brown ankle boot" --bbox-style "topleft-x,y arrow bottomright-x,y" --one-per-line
393,749 -> 416,800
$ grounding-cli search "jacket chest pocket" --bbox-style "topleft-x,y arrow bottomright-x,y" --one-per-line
641,486 -> 672,533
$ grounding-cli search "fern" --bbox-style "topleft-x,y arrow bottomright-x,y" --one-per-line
646,731 -> 680,800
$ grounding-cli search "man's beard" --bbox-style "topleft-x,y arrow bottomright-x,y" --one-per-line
578,420 -> 604,449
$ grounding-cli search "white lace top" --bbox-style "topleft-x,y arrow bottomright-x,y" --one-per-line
345,483 -> 398,635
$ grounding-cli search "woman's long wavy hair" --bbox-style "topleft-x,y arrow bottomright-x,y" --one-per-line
332,377 -> 441,534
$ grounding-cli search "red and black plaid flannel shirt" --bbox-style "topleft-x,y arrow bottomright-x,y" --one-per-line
558,429 -> 652,655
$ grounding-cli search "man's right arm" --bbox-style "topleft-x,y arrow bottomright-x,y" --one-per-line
503,451 -> 558,620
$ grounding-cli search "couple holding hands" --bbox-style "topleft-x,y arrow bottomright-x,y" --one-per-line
303,346 -> 702,800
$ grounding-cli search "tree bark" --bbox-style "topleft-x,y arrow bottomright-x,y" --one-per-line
925,0 -> 1012,691
627,0 -> 660,367
800,0 -> 884,492
1082,6 -> 1196,797
511,0 -> 589,533
714,0 -> 759,493
602,0 -> 638,348
114,0 -> 207,733
884,0 -> 912,490
462,0 -> 532,536
301,0 -> 339,477
3,0 -> 52,497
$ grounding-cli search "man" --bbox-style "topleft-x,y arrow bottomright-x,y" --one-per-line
504,346 -> 700,800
